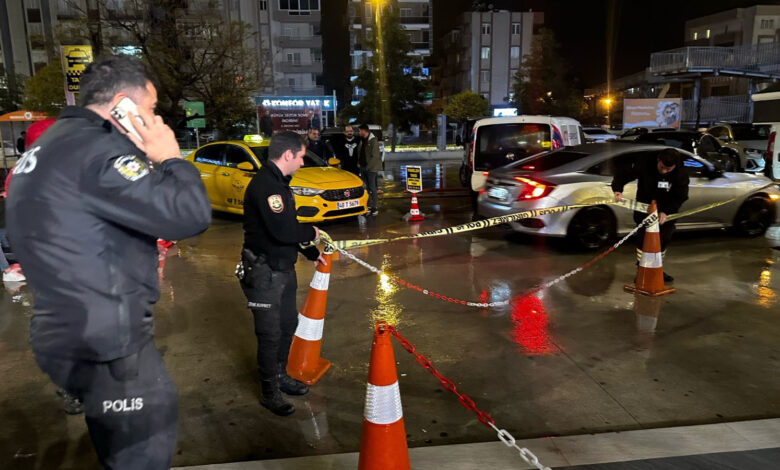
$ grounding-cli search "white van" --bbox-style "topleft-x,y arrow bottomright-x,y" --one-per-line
466,115 -> 584,194
751,89 -> 780,180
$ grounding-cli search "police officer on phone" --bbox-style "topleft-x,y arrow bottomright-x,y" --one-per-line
238,130 -> 325,416
6,55 -> 211,469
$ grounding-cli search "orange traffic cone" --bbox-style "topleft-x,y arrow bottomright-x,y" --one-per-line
358,322 -> 410,470
408,193 -> 424,222
286,250 -> 332,385
624,201 -> 675,297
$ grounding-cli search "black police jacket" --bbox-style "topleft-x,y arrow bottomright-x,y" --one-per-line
611,153 -> 689,215
6,106 -> 211,361
243,159 -> 319,270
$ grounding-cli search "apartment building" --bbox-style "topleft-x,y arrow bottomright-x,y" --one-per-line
0,0 -> 325,97
438,9 -> 543,110
685,4 -> 780,47
348,0 -> 432,103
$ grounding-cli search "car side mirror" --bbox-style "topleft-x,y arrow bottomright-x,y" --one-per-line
328,157 -> 341,167
236,161 -> 254,171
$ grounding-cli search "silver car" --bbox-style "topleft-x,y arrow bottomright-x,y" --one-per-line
477,143 -> 780,250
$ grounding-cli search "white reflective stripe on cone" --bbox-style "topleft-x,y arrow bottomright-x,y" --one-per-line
411,209 -> 420,215
364,382 -> 403,425
640,252 -> 663,268
309,271 -> 330,291
647,212 -> 660,233
294,313 -> 324,341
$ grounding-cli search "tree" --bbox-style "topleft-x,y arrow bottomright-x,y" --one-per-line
0,74 -> 26,115
442,91 -> 489,122
511,29 -> 583,118
342,5 -> 431,140
61,0 -> 265,138
23,63 -> 66,115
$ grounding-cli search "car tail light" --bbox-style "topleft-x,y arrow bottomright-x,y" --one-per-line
514,177 -> 554,200
766,131 -> 776,163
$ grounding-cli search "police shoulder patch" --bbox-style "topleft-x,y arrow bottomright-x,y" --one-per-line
113,155 -> 149,182
267,194 -> 284,213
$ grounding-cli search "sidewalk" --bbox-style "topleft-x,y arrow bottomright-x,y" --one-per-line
175,418 -> 780,469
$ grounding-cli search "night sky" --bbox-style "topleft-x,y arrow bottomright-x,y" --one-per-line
323,0 -> 764,99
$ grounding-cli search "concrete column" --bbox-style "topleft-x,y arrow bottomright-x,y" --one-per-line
693,77 -> 701,128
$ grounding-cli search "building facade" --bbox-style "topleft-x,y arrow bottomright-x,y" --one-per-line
0,0 -> 326,98
684,4 -> 780,47
438,9 -> 543,111
348,0 -> 433,103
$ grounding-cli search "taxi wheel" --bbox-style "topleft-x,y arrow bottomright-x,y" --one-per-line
567,206 -> 616,250
734,197 -> 772,237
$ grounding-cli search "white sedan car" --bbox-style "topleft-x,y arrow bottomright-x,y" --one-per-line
477,143 -> 779,250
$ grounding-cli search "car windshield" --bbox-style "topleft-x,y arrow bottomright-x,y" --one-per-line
475,123 -> 552,171
251,146 -> 327,168
730,124 -> 770,140
506,150 -> 589,172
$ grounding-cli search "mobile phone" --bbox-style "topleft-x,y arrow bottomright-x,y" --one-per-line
110,97 -> 145,142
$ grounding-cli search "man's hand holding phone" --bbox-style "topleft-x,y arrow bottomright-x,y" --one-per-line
114,100 -> 180,165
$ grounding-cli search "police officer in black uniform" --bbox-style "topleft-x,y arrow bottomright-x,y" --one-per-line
6,55 -> 211,469
612,148 -> 689,282
240,130 -> 325,416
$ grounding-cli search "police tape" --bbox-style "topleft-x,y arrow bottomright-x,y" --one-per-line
334,211 -> 659,308
319,181 -> 775,252
318,197 -> 648,251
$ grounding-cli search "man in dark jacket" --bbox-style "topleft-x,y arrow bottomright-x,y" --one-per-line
6,55 -> 211,469
612,148 -> 689,281
358,124 -> 382,215
334,125 -> 360,175
240,131 -> 325,416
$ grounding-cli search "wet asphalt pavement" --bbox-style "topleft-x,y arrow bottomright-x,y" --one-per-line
2,156 -> 779,469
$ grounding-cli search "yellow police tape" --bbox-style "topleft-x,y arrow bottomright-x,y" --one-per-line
317,182 -> 775,251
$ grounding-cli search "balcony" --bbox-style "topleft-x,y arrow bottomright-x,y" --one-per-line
276,35 -> 322,49
277,61 -> 323,74
400,16 -> 430,25
275,85 -> 325,95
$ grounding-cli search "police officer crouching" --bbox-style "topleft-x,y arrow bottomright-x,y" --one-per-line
6,55 -> 212,468
612,148 -> 689,281
239,131 -> 326,416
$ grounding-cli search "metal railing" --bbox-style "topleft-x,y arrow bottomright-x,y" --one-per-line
649,43 -> 780,75
682,94 -> 750,124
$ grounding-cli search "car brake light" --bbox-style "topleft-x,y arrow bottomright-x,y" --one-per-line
482,171 -> 489,177
766,131 -> 776,162
514,177 -> 554,200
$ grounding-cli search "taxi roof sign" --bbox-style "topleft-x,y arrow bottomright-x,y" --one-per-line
243,134 -> 264,143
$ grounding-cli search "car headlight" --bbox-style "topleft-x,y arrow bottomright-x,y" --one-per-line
291,186 -> 324,197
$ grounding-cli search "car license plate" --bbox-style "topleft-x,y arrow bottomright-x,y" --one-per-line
337,199 -> 360,209
488,186 -> 508,200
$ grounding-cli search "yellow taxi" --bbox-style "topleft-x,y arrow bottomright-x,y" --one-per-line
185,136 -> 368,222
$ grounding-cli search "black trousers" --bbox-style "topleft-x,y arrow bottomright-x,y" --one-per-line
34,340 -> 177,470
633,211 -> 676,253
240,261 -> 299,381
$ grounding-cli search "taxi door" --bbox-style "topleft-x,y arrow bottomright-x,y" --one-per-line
190,144 -> 227,210
214,144 -> 258,212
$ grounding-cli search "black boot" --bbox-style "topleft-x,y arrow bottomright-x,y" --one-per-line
278,373 -> 309,396
260,379 -> 295,416
663,272 -> 674,283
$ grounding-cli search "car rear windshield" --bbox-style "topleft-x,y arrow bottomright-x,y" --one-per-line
475,123 -> 551,170
730,124 -> 770,141
507,150 -> 589,172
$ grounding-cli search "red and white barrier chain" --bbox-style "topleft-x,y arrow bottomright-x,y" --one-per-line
381,321 -> 551,470
335,212 -> 656,308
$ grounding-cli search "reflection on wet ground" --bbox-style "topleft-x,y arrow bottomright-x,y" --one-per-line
2,159 -> 780,468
